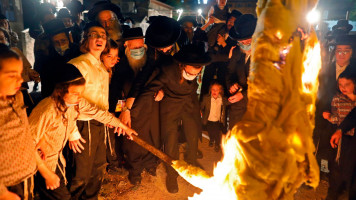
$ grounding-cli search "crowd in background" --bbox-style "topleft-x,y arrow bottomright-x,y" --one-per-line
0,0 -> 355,200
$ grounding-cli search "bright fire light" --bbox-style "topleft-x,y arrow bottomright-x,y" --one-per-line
306,9 -> 320,24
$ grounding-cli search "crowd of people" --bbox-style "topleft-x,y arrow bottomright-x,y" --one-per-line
0,0 -> 355,199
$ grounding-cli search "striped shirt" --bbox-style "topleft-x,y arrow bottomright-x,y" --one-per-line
0,92 -> 37,195
330,93 -> 356,136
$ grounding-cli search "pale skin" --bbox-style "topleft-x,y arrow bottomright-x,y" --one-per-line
323,78 -> 355,148
102,48 -> 119,70
97,10 -> 121,42
0,57 -> 23,199
51,32 -> 72,51
67,84 -> 138,153
335,45 -> 352,67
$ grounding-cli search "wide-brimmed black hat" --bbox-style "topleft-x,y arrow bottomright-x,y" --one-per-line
229,10 -> 242,19
0,13 -> 7,20
83,21 -> 105,32
174,43 -> 211,66
55,63 -> 83,84
146,16 -> 159,24
43,19 -> 72,36
57,8 -> 71,19
229,14 -> 257,41
335,35 -> 356,46
146,16 -> 181,48
66,0 -> 85,14
88,0 -> 123,21
332,19 -> 353,33
123,27 -> 144,41
178,16 -> 197,27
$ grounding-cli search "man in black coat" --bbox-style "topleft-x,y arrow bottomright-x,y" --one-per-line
225,14 -> 256,129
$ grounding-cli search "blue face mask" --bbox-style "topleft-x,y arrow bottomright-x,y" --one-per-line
130,47 -> 145,60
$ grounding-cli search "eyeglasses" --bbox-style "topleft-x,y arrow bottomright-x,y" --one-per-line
87,32 -> 107,40
336,50 -> 352,55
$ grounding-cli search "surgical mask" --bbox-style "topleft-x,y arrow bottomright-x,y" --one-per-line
182,70 -> 197,81
239,43 -> 251,52
130,47 -> 145,60
65,102 -> 78,107
124,22 -> 133,28
55,43 -> 70,56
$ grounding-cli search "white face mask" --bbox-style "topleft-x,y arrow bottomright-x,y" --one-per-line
55,43 -> 70,56
182,69 -> 197,81
130,47 -> 145,60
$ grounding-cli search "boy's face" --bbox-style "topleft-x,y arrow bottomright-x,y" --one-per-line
338,78 -> 355,96
102,48 -> 119,69
63,84 -> 85,105
211,84 -> 221,99
0,58 -> 23,97
88,27 -> 107,54
335,45 -> 352,67
217,0 -> 227,6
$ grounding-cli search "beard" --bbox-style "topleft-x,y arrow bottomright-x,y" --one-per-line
186,31 -> 194,43
107,23 -> 122,41
125,47 -> 147,74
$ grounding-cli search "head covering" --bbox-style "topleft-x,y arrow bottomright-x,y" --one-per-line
178,16 -> 198,27
123,27 -> 144,41
83,21 -> 105,32
229,14 -> 257,41
229,10 -> 242,19
335,35 -> 356,46
145,16 -> 181,48
43,19 -> 71,36
66,0 -> 85,14
174,43 -> 211,66
146,16 -> 159,24
122,17 -> 135,24
0,13 -> 7,20
55,63 -> 83,84
57,8 -> 72,19
88,0 -> 123,21
332,19 -> 353,33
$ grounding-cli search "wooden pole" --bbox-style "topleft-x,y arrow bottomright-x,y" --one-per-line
131,134 -> 173,165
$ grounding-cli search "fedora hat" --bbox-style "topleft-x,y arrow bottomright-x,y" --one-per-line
178,16 -> 198,27
43,19 -> 72,37
66,0 -> 85,14
57,8 -> 71,19
335,34 -> 356,46
229,10 -> 242,19
229,14 -> 257,41
145,16 -> 181,48
123,27 -> 144,41
332,19 -> 353,33
174,43 -> 211,66
88,0 -> 123,21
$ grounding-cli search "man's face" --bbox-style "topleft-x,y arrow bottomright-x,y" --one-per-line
227,16 -> 236,31
0,58 -> 23,97
217,0 -> 227,7
0,31 -> 9,45
0,19 -> 8,30
61,18 -> 73,28
88,27 -> 107,53
97,10 -> 121,39
335,45 -> 352,66
52,32 -> 70,49
183,22 -> 194,41
126,39 -> 144,50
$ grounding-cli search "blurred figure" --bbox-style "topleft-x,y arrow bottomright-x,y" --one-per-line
57,8 -> 82,45
67,0 -> 86,44
0,13 -> 19,47
122,17 -> 135,28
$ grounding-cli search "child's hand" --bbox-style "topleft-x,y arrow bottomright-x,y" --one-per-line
45,172 -> 60,190
330,129 -> 342,148
69,137 -> 86,153
322,112 -> 331,120
122,127 -> 138,140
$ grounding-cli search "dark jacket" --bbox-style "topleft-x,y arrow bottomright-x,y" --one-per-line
212,5 -> 229,21
200,94 -> 230,125
339,107 -> 356,134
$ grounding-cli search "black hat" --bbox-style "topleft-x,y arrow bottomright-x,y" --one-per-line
229,14 -> 257,41
55,63 -> 83,84
122,17 -> 135,24
174,43 -> 211,66
57,8 -> 71,19
43,19 -> 71,36
123,27 -> 144,41
66,0 -> 85,14
332,19 -> 353,33
88,0 -> 123,21
178,16 -> 198,27
83,21 -> 105,32
229,10 -> 242,19
0,13 -> 7,20
335,35 -> 356,46
146,16 -> 181,48
146,16 -> 159,24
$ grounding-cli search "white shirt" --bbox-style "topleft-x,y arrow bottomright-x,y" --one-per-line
336,63 -> 348,79
208,96 -> 222,122
68,53 -> 109,120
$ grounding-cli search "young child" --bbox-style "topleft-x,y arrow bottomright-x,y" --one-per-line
204,0 -> 230,47
29,63 -> 137,199
323,69 -> 356,200
101,39 -> 119,81
0,44 -> 37,200
200,81 -> 229,152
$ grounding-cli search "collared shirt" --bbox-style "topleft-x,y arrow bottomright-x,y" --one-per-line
0,92 -> 37,195
68,53 -> 109,120
29,97 -> 122,172
208,96 -> 222,122
330,93 -> 356,136
336,63 -> 348,79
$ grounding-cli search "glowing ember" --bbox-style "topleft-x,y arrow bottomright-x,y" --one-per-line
173,0 -> 321,199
